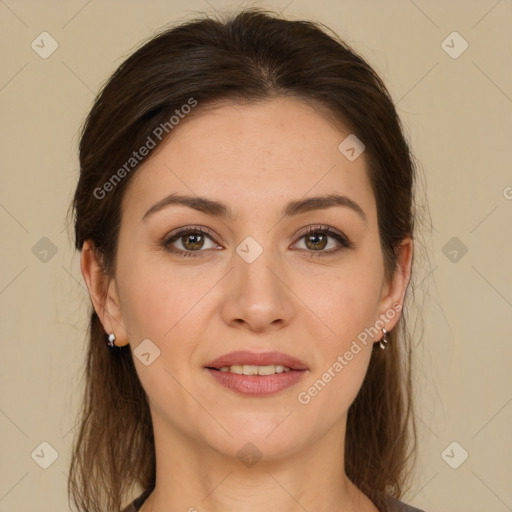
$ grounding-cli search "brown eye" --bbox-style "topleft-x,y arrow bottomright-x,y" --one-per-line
163,227 -> 220,257
304,232 -> 329,251
293,226 -> 351,257
180,232 -> 206,251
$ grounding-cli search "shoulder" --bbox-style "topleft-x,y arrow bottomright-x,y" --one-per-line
381,493 -> 427,512
121,488 -> 152,512
120,490 -> 427,512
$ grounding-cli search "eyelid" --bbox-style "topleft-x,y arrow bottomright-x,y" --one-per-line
294,224 -> 350,244
164,224 -> 218,241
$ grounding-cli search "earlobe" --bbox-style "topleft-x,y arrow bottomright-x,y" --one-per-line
80,240 -> 130,347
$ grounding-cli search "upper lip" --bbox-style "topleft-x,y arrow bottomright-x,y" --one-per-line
205,351 -> 309,371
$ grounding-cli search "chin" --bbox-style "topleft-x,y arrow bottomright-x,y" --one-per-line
201,422 -> 307,464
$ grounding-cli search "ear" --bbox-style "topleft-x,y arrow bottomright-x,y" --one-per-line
376,236 -> 414,333
80,240 -> 130,347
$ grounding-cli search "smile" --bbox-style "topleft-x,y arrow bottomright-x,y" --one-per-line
210,364 -> 293,375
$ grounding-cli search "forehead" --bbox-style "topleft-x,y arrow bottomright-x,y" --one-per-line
122,97 -> 376,224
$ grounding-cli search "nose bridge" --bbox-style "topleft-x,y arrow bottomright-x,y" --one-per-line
221,235 -> 293,330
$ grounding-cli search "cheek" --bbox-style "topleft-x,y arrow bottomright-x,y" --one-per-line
295,338 -> 373,435
308,264 -> 383,351
296,254 -> 382,410
115,249 -> 210,342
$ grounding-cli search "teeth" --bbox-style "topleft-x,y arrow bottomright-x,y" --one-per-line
217,364 -> 292,375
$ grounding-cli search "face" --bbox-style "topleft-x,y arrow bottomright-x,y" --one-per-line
85,96 -> 411,461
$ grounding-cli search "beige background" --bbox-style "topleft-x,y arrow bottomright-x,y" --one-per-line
1,1 -> 511,511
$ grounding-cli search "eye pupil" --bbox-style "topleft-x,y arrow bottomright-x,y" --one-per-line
183,233 -> 204,250
306,232 -> 327,250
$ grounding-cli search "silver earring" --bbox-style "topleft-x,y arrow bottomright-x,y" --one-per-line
379,328 -> 389,350
106,332 -> 116,348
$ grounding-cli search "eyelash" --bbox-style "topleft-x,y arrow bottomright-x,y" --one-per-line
162,224 -> 352,258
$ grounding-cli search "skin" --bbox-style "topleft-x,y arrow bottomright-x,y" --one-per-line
81,96 -> 413,512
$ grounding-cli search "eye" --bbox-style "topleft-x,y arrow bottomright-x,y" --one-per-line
162,226 -> 220,257
162,224 -> 352,258
292,225 -> 352,257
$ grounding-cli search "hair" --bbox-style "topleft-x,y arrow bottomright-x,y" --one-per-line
68,7 -> 426,512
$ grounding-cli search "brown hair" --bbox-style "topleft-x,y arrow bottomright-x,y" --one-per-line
68,8 -> 426,511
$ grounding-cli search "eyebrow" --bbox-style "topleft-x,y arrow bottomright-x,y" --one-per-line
141,193 -> 367,225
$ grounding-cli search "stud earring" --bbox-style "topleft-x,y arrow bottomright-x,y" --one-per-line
379,328 -> 389,350
105,332 -> 116,348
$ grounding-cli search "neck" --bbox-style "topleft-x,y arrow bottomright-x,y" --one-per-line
139,410 -> 378,512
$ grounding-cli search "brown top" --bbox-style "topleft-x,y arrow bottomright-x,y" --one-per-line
121,489 -> 426,512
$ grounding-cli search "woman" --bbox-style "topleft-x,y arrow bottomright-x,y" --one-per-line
68,8 -> 427,512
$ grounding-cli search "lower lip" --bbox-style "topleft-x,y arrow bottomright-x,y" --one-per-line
205,368 -> 307,396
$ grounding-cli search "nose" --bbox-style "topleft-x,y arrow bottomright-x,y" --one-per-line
220,246 -> 294,332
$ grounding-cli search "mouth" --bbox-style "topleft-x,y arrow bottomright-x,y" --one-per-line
206,364 -> 296,375
204,350 -> 309,372
204,351 -> 309,396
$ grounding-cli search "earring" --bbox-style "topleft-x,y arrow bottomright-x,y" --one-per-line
379,328 -> 389,350
105,332 -> 116,348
